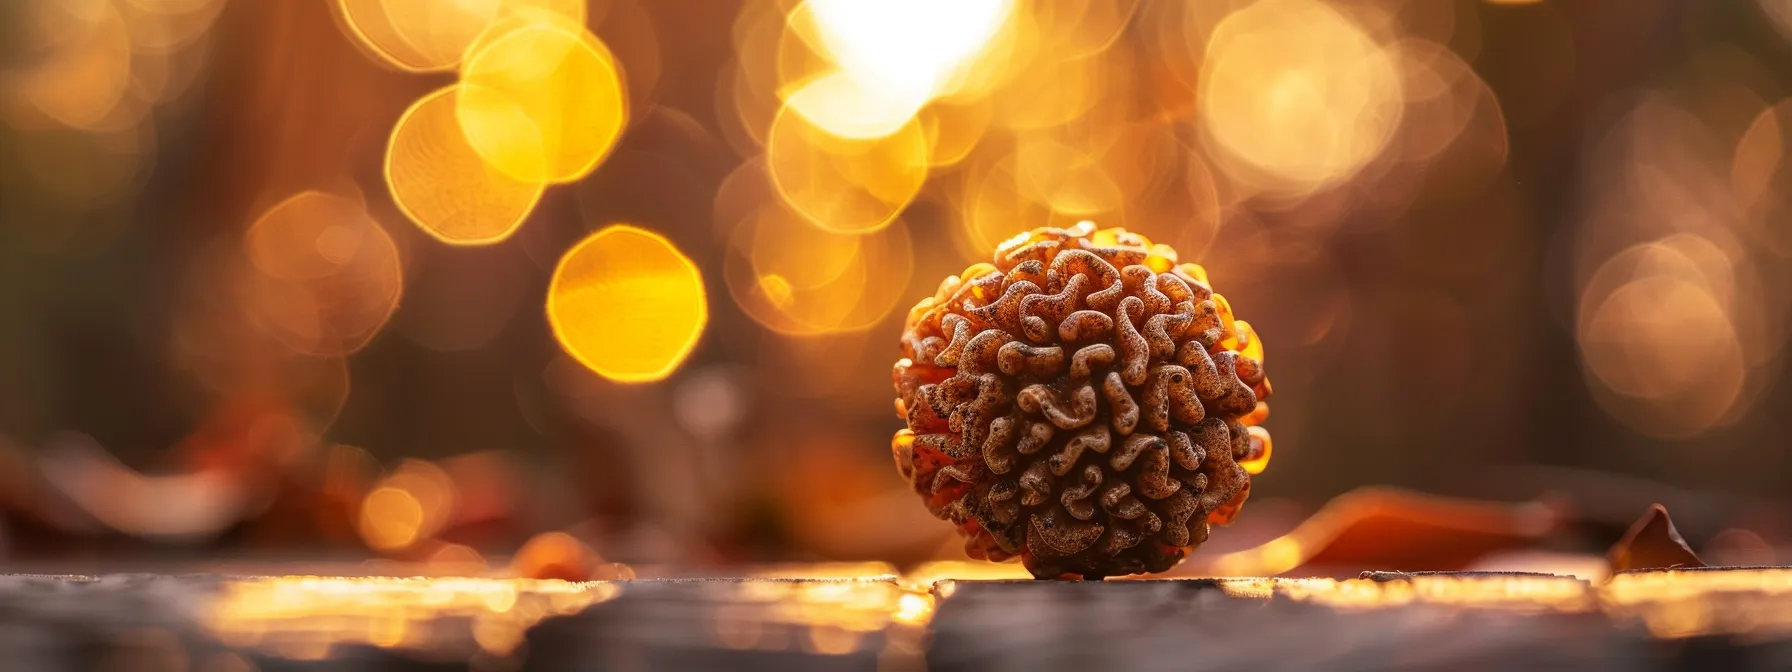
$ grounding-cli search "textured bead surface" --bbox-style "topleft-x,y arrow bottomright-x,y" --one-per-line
893,223 -> 1273,579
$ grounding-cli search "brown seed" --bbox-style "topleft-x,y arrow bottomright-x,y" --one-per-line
892,224 -> 1275,579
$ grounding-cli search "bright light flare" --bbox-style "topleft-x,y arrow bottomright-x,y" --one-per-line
787,0 -> 1014,139
548,225 -> 708,383
780,71 -> 923,142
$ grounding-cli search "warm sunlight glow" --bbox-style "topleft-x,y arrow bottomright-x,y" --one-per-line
782,0 -> 1012,140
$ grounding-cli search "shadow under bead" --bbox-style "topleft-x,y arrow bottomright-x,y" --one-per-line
892,222 -> 1274,580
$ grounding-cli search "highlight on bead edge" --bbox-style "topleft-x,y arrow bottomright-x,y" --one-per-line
548,225 -> 708,383
892,222 -> 1272,580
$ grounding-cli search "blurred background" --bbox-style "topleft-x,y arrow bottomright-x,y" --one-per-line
0,0 -> 1789,579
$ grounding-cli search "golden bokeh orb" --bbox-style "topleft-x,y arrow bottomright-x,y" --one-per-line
358,486 -> 425,551
722,208 -> 915,336
548,225 -> 708,383
1198,0 -> 1403,196
385,85 -> 544,245
766,96 -> 929,234
240,191 -> 404,357
457,15 -> 627,184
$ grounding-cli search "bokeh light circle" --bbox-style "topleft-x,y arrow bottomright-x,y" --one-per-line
240,191 -> 404,357
547,225 -> 707,383
722,207 -> 914,336
766,94 -> 929,234
1576,236 -> 1751,439
9,0 -> 134,130
457,16 -> 628,184
1198,0 -> 1403,197
386,85 -> 544,245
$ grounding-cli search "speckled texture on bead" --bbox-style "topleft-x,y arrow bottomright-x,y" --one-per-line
893,223 -> 1273,579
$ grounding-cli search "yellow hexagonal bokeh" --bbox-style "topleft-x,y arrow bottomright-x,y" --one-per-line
548,225 -> 707,383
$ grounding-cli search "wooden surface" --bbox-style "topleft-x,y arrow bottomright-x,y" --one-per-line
0,569 -> 1789,670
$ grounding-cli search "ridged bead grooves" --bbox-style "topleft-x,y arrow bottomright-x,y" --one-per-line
892,223 -> 1273,579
